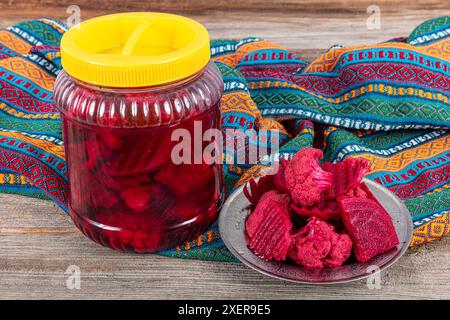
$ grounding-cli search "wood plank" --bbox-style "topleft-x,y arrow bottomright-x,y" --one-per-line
0,1 -> 449,49
0,193 -> 449,299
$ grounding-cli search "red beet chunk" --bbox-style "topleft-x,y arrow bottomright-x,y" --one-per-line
273,158 -> 289,193
291,203 -> 339,221
154,163 -> 214,195
104,132 -> 172,177
120,183 -> 174,213
246,199 -> 292,261
322,157 -> 371,199
95,212 -> 164,252
345,186 -> 368,198
259,190 -> 290,210
290,200 -> 340,220
338,196 -> 399,263
288,217 -> 352,268
284,148 -> 332,207
120,187 -> 151,212
96,210 -> 166,233
359,182 -> 379,200
102,133 -> 123,150
243,175 -> 275,207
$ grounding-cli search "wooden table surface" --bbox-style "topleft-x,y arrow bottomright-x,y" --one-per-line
0,0 -> 449,300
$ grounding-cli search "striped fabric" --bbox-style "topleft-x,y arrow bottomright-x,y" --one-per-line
0,17 -> 448,262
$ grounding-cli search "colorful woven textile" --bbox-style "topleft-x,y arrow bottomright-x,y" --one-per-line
0,17 -> 448,262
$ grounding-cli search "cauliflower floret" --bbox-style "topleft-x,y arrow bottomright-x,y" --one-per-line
284,148 -> 332,207
288,217 -> 352,268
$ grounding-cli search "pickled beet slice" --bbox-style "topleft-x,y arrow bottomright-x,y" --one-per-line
104,132 -> 172,177
102,133 -> 124,150
120,187 -> 151,212
243,175 -> 275,207
120,183 -> 174,213
95,210 -> 167,232
259,190 -> 290,210
359,182 -> 379,200
345,186 -> 368,198
154,163 -> 215,195
95,212 -> 165,251
246,199 -> 293,261
288,217 -> 352,268
322,157 -> 371,199
284,148 -> 332,207
290,200 -> 340,220
98,172 -> 153,191
338,196 -> 399,263
70,170 -> 119,211
273,158 -> 288,193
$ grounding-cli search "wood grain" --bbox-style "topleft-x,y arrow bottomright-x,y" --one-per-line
0,0 -> 449,299
0,0 -> 449,49
0,193 -> 449,300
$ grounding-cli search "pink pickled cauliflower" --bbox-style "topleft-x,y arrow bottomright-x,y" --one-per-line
284,148 -> 332,207
288,217 -> 353,268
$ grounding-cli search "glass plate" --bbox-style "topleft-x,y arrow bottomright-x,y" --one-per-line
218,178 -> 413,284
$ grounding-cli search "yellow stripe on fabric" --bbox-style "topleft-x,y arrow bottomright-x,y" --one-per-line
0,103 -> 59,120
404,184 -> 450,202
0,30 -> 33,55
353,134 -> 450,174
38,19 -> 66,34
248,80 -> 449,104
411,211 -> 450,246
0,173 -> 32,185
221,91 -> 262,123
0,131 -> 64,159
417,37 -> 450,61
304,41 -> 450,74
258,117 -> 289,136
0,57 -> 55,91
219,40 -> 284,68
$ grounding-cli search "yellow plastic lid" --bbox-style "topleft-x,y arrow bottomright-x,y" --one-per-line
60,12 -> 211,87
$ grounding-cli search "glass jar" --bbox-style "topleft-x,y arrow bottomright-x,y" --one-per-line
54,13 -> 224,252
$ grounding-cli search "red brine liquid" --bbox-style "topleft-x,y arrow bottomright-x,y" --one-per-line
56,63 -> 224,252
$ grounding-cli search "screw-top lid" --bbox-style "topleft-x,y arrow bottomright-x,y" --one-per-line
60,12 -> 211,87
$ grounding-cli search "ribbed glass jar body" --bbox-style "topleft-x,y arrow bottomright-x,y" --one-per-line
54,62 -> 224,252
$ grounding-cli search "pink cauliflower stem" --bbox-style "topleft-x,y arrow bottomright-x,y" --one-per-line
284,148 -> 332,207
288,217 -> 353,268
243,175 -> 275,207
322,157 -> 371,199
